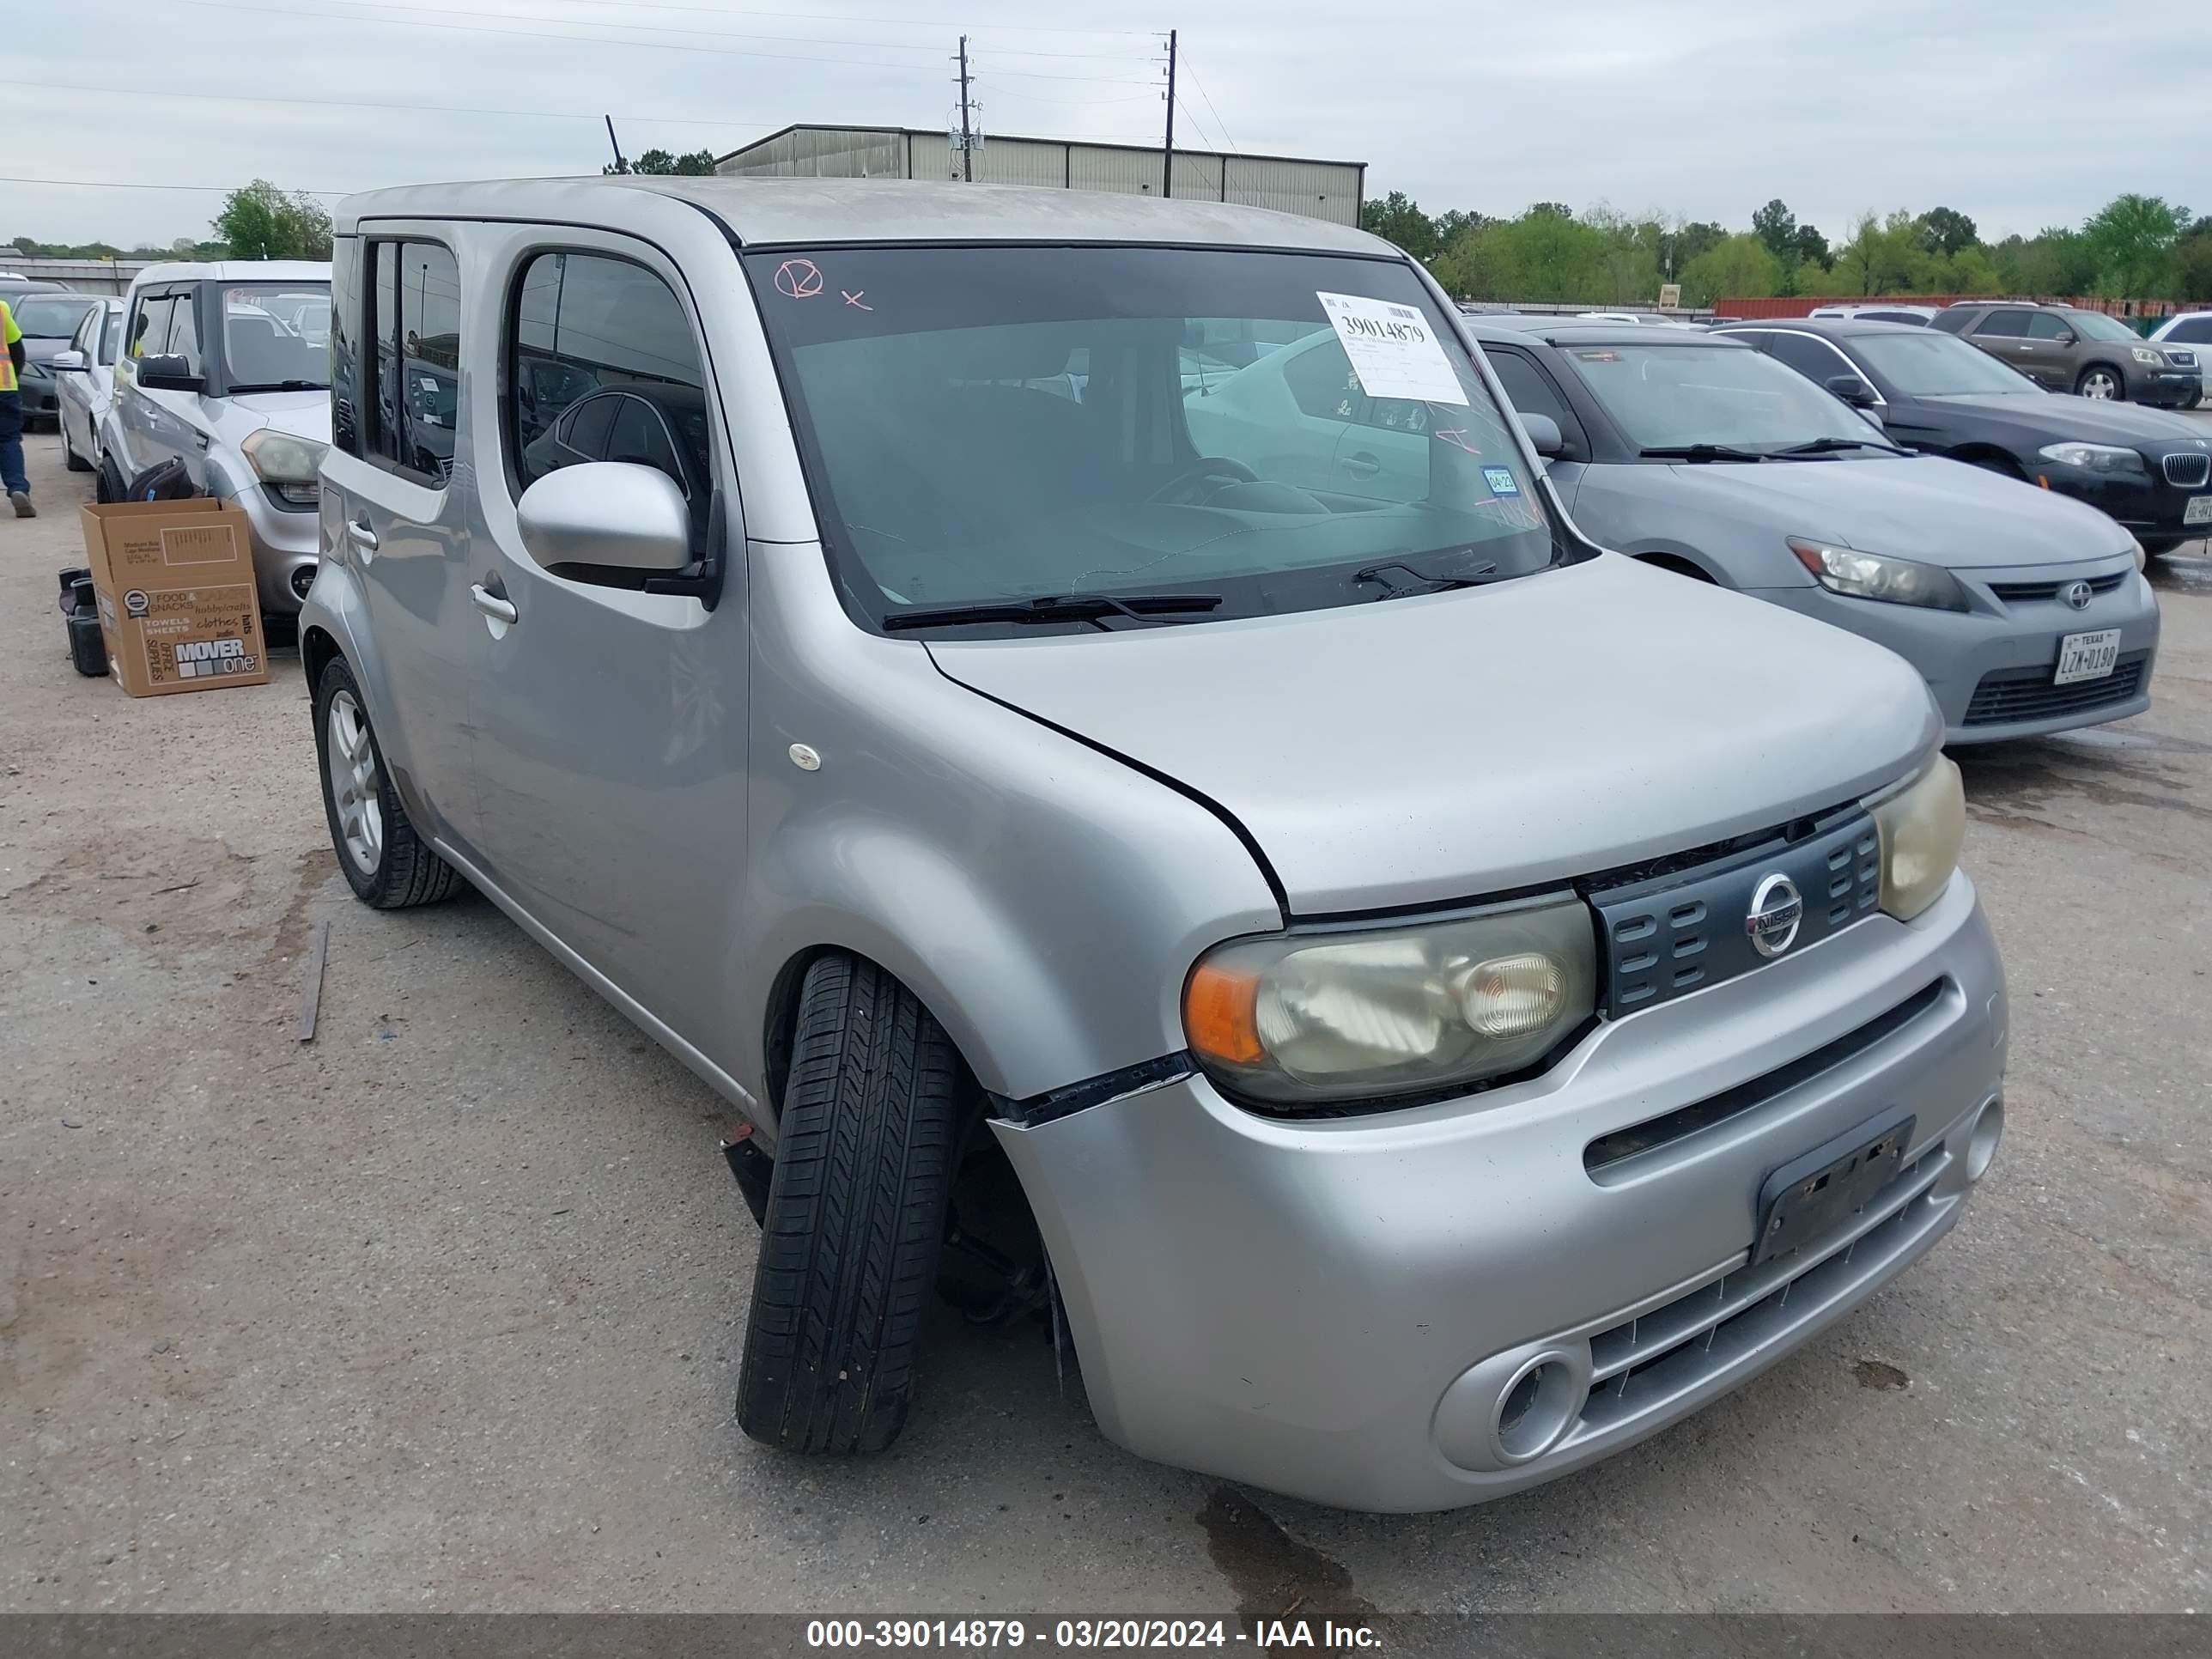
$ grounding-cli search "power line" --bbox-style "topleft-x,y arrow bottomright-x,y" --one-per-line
0,173 -> 348,197
173,0 -> 1161,82
11,78 -> 775,132
374,1 -> 1158,36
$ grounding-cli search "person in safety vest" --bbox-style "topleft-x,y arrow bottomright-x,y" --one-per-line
1,295 -> 31,517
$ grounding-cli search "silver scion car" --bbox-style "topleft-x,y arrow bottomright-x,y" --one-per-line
1462,320 -> 2161,743
305,177 -> 2006,1513
106,261 -> 332,621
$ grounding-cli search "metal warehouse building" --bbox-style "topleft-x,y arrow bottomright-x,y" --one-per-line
714,125 -> 1365,227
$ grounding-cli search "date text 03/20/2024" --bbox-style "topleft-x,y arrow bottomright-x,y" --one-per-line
805,1618 -> 1382,1649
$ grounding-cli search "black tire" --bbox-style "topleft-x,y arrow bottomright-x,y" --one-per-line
62,421 -> 93,472
94,454 -> 123,505
738,953 -> 969,1455
312,656 -> 463,909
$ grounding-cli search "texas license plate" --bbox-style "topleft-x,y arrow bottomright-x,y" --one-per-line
2055,629 -> 2121,684
2185,495 -> 2212,526
1753,1109 -> 1914,1266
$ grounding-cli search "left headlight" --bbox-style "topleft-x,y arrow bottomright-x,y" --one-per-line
1789,538 -> 1970,611
2130,347 -> 2161,366
1183,897 -> 1597,1108
1867,757 -> 1965,921
241,428 -> 327,507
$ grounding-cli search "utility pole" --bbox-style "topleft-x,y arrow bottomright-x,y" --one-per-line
1159,29 -> 1177,198
957,35 -> 975,183
604,115 -> 627,174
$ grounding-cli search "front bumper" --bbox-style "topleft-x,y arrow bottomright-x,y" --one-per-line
2131,368 -> 2201,408
217,481 -> 320,620
17,374 -> 58,422
1752,562 -> 2159,744
2040,459 -> 2211,541
994,872 -> 2004,1512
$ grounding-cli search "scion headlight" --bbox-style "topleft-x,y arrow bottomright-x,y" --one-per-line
2037,441 -> 2144,474
1867,757 -> 1965,921
2130,347 -> 2160,366
1183,897 -> 1596,1107
241,428 -> 327,507
1789,538 -> 1970,611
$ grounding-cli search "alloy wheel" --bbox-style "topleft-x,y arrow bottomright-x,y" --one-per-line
325,690 -> 385,876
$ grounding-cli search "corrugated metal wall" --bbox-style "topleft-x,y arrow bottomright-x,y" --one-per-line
718,127 -> 1362,225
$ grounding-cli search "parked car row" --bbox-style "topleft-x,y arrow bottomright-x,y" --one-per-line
40,261 -> 335,628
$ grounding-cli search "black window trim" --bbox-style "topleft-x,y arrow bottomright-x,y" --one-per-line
499,241 -> 723,606
1481,342 -> 1595,460
361,234 -> 459,490
1724,326 -> 1887,407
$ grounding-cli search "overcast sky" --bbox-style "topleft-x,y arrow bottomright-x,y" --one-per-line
8,0 -> 2208,251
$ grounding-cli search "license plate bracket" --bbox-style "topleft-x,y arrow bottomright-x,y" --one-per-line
1753,1106 -> 1915,1266
2185,495 -> 2212,526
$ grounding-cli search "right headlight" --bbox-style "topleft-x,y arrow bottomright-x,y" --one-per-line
2037,441 -> 2145,475
1789,538 -> 1970,611
1867,757 -> 1965,921
1182,897 -> 1597,1108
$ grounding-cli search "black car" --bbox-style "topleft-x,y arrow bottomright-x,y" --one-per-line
6,292 -> 102,430
1716,318 -> 2212,554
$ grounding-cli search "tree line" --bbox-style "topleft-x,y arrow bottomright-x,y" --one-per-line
1360,191 -> 2212,308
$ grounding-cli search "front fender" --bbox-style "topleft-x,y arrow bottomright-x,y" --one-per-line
729,543 -> 1282,1119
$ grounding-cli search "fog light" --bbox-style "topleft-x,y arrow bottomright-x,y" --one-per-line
1966,1097 -> 2003,1183
1493,1353 -> 1583,1462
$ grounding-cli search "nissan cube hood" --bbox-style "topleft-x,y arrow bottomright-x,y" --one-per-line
927,555 -> 1938,915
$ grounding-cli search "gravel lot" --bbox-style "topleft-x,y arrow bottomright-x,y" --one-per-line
3,427 -> 2207,1614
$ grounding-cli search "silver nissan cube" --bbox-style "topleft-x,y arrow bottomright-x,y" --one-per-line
303,177 -> 2007,1512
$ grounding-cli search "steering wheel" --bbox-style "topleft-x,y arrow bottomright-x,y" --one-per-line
1148,456 -> 1261,505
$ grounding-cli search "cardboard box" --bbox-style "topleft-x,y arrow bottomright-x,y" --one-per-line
78,499 -> 270,697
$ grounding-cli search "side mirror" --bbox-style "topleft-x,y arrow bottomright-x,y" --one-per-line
136,353 -> 205,393
49,349 -> 87,373
1825,374 -> 1879,409
516,461 -> 693,579
1518,411 -> 1565,458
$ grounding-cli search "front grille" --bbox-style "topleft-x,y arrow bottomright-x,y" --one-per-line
1567,1146 -> 1952,1444
1963,649 -> 2149,726
1583,980 -> 1947,1176
1986,571 -> 2129,605
2161,451 -> 2210,489
2166,349 -> 2197,369
1590,811 -> 1879,1017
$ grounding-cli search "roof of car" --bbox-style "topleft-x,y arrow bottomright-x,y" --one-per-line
1714,316 -> 1929,339
128,260 -> 332,289
333,175 -> 1389,255
1465,316 -> 1748,349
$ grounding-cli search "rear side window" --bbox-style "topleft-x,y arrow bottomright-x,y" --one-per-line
507,251 -> 712,532
362,238 -> 462,483
167,291 -> 204,375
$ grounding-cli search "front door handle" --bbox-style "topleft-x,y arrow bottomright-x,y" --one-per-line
471,583 -> 519,625
347,518 -> 379,550
1341,452 -> 1382,478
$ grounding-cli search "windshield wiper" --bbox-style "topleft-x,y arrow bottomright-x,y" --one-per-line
225,380 -> 327,393
1638,443 -> 1770,463
1352,559 -> 1499,599
1768,436 -> 1912,458
882,592 -> 1224,632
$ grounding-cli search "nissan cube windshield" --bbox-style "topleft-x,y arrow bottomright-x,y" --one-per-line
744,246 -> 1565,632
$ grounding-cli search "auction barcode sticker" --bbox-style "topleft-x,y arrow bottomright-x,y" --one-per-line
1316,291 -> 1468,405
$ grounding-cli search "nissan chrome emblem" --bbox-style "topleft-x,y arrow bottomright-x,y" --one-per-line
1746,872 -> 1804,958
2061,580 -> 2094,611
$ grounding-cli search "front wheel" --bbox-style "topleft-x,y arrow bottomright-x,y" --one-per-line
738,953 -> 971,1455
2075,365 -> 2124,401
313,657 -> 463,908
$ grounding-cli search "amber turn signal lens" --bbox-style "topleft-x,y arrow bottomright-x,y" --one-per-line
1184,963 -> 1263,1065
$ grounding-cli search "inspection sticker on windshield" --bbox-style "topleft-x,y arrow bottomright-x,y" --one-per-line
1316,292 -> 1466,405
1482,467 -> 1520,495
